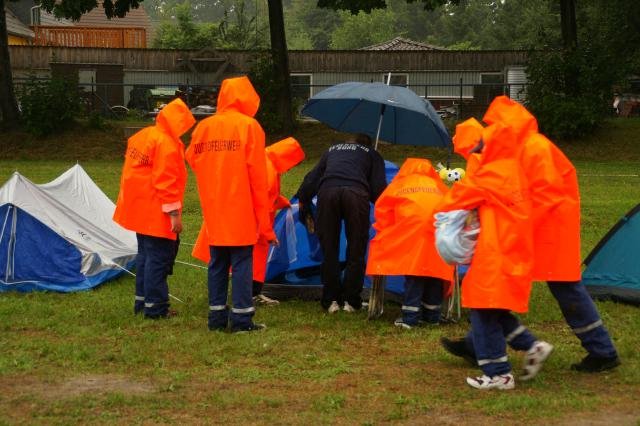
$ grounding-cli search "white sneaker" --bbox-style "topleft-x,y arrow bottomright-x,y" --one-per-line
343,302 -> 357,313
394,318 -> 413,330
253,294 -> 280,306
520,340 -> 554,381
466,373 -> 515,390
327,301 -> 340,314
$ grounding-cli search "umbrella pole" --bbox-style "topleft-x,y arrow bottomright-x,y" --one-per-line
373,104 -> 386,151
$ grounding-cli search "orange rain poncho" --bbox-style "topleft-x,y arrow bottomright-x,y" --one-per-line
192,137 -> 305,281
366,158 -> 454,284
113,98 -> 195,240
186,76 -> 275,247
435,123 -> 534,313
483,96 -> 581,282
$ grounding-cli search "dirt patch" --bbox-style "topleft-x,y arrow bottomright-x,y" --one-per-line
553,407 -> 640,426
3,374 -> 155,399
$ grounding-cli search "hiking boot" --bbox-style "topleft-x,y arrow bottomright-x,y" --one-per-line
232,323 -> 267,333
253,294 -> 280,306
394,318 -> 415,330
440,337 -> 476,366
466,373 -> 515,390
571,354 -> 621,373
343,302 -> 358,313
327,301 -> 340,314
520,340 -> 554,381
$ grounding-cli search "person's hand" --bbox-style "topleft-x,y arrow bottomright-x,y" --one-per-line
269,237 -> 280,247
169,212 -> 183,234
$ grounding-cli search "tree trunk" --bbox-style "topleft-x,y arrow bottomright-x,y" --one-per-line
0,0 -> 20,129
560,0 -> 577,50
560,0 -> 578,96
267,0 -> 294,133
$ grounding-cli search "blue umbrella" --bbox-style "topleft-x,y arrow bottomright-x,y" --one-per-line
301,82 -> 451,149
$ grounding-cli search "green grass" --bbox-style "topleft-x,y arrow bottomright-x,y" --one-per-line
0,118 -> 640,425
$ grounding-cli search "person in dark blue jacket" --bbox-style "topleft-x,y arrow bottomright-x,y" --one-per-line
296,133 -> 387,313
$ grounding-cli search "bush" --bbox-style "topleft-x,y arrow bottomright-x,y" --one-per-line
526,46 -> 615,140
18,77 -> 81,137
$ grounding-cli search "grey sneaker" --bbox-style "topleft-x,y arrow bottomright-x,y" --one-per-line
253,294 -> 280,306
343,302 -> 357,313
327,301 -> 340,314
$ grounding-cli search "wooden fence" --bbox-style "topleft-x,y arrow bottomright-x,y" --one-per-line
33,27 -> 147,49
9,46 -> 527,73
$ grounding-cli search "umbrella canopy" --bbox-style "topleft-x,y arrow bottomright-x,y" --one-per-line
301,82 -> 451,148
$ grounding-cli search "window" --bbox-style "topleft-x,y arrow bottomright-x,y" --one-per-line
290,74 -> 312,102
481,73 -> 504,84
382,73 -> 408,87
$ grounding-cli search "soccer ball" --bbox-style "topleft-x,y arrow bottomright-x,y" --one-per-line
446,169 -> 462,182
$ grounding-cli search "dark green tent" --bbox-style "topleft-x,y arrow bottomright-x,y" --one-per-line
582,204 -> 640,305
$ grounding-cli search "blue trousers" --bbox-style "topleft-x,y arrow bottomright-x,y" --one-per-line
548,281 -> 618,358
135,233 -> 176,317
463,282 -> 618,360
402,276 -> 443,325
207,245 -> 254,330
469,309 -> 536,377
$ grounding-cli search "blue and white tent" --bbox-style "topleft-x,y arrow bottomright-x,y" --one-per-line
0,165 -> 137,293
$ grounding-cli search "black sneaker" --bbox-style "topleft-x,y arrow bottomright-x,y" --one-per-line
571,354 -> 621,373
144,309 -> 178,320
440,337 -> 477,366
232,323 -> 267,333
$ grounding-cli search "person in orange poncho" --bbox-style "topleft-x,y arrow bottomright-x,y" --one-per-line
483,96 -> 619,372
191,137 -> 305,306
435,122 -> 535,390
451,118 -> 483,177
113,98 -> 195,319
186,76 -> 276,333
366,158 -> 454,328
443,98 -> 620,376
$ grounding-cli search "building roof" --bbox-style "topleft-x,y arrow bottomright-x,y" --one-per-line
74,1 -> 153,43
361,37 -> 445,51
75,1 -> 151,29
5,7 -> 34,39
6,1 -> 73,28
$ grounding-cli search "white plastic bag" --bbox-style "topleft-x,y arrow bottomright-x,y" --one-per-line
434,209 -> 480,265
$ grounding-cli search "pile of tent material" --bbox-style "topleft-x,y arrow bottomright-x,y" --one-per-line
0,165 -> 136,293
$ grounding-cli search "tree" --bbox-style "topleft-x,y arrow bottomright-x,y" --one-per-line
267,0 -> 295,132
0,0 -> 20,129
330,9 -> 398,49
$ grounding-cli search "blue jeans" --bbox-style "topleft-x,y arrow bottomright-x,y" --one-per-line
548,281 -> 618,358
135,233 -> 177,318
402,276 -> 443,325
207,245 -> 254,330
469,309 -> 536,377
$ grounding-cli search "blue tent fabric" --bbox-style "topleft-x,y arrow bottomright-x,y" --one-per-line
582,203 -> 640,305
265,160 -> 406,298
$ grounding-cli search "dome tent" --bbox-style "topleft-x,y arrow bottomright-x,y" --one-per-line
582,203 -> 640,305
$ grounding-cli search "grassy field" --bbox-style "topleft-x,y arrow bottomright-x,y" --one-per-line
1,118 -> 639,425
